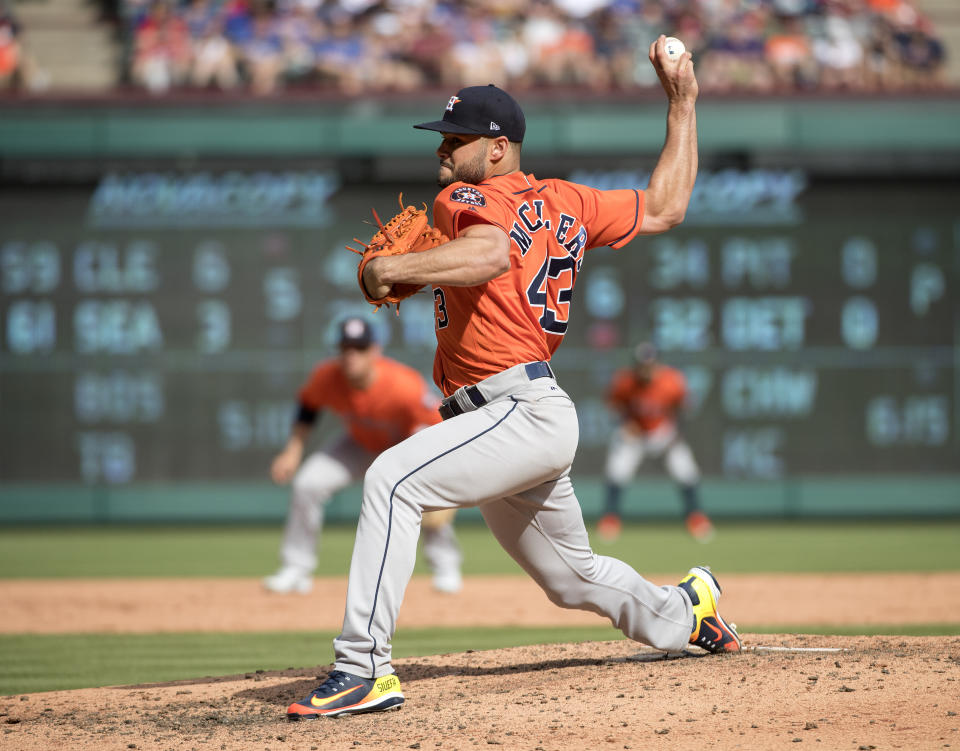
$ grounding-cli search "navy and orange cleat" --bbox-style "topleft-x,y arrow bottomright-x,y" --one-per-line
286,670 -> 404,719
678,566 -> 742,653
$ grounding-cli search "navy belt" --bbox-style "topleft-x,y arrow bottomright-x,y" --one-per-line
439,361 -> 555,420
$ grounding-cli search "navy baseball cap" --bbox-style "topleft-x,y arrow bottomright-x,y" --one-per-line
338,317 -> 374,348
414,84 -> 525,143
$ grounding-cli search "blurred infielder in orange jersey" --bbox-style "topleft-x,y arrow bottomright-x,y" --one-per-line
264,317 -> 462,596
287,37 -> 740,720
598,342 -> 714,544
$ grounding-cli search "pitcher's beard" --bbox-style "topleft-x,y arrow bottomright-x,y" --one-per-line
437,152 -> 487,187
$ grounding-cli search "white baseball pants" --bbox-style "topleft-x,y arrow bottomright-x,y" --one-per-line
277,436 -> 460,579
279,435 -> 371,573
605,424 -> 701,487
333,363 -> 695,679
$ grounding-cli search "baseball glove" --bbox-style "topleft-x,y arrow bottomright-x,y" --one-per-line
347,194 -> 448,313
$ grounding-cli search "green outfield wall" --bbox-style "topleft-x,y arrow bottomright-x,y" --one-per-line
2,95 -> 960,166
1,477 -> 958,524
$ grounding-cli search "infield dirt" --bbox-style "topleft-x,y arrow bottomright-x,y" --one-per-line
2,572 -> 958,633
2,573 -> 959,751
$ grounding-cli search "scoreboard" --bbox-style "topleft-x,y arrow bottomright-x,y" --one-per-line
0,169 -> 956,489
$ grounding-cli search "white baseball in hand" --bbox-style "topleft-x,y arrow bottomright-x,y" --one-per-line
664,36 -> 686,61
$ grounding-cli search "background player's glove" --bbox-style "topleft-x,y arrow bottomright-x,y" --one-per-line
347,195 -> 448,313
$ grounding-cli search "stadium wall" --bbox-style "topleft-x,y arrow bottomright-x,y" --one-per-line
1,478 -> 958,525
2,95 -> 960,170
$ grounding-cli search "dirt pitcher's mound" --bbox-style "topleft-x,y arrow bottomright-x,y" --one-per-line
3,635 -> 959,751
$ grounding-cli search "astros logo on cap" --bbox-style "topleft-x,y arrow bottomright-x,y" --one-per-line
344,318 -> 366,338
445,96 -> 461,112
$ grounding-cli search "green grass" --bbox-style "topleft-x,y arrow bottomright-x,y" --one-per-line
2,521 -> 959,696
0,524 -> 515,578
3,623 -> 958,696
2,520 -> 960,578
0,627 -> 619,695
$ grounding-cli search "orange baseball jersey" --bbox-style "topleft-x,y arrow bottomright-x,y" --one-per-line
608,365 -> 687,433
431,172 -> 644,395
298,356 -> 441,453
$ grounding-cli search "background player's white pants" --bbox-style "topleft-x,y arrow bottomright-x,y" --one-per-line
605,424 -> 701,487
333,368 -> 694,679
420,522 -> 462,580
279,435 -> 372,573
279,436 -> 463,579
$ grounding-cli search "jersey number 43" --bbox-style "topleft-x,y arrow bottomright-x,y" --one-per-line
526,254 -> 578,335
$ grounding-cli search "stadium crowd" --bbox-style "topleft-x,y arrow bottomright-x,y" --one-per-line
0,0 -> 948,94
120,0 -> 948,95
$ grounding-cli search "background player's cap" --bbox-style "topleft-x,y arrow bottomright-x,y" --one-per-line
633,342 -> 658,364
338,317 -> 374,349
413,84 -> 525,143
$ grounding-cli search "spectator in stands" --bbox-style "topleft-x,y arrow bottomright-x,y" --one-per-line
131,0 -> 193,93
521,0 -> 565,84
812,13 -> 866,90
589,6 -> 637,90
184,0 -> 240,89
364,10 -> 428,92
222,0 -> 254,46
864,13 -> 902,90
891,9 -> 947,89
401,12 -> 455,87
766,15 -> 817,90
495,18 -> 535,89
619,0 -> 671,88
124,0 -> 154,28
0,1 -> 23,89
239,2 -> 285,94
448,1 -> 510,88
672,9 -> 707,67
313,9 -> 367,94
182,0 -> 217,39
700,9 -> 775,93
528,11 -> 603,88
275,2 -> 320,87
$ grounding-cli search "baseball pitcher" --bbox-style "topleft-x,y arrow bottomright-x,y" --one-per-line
287,36 -> 740,721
